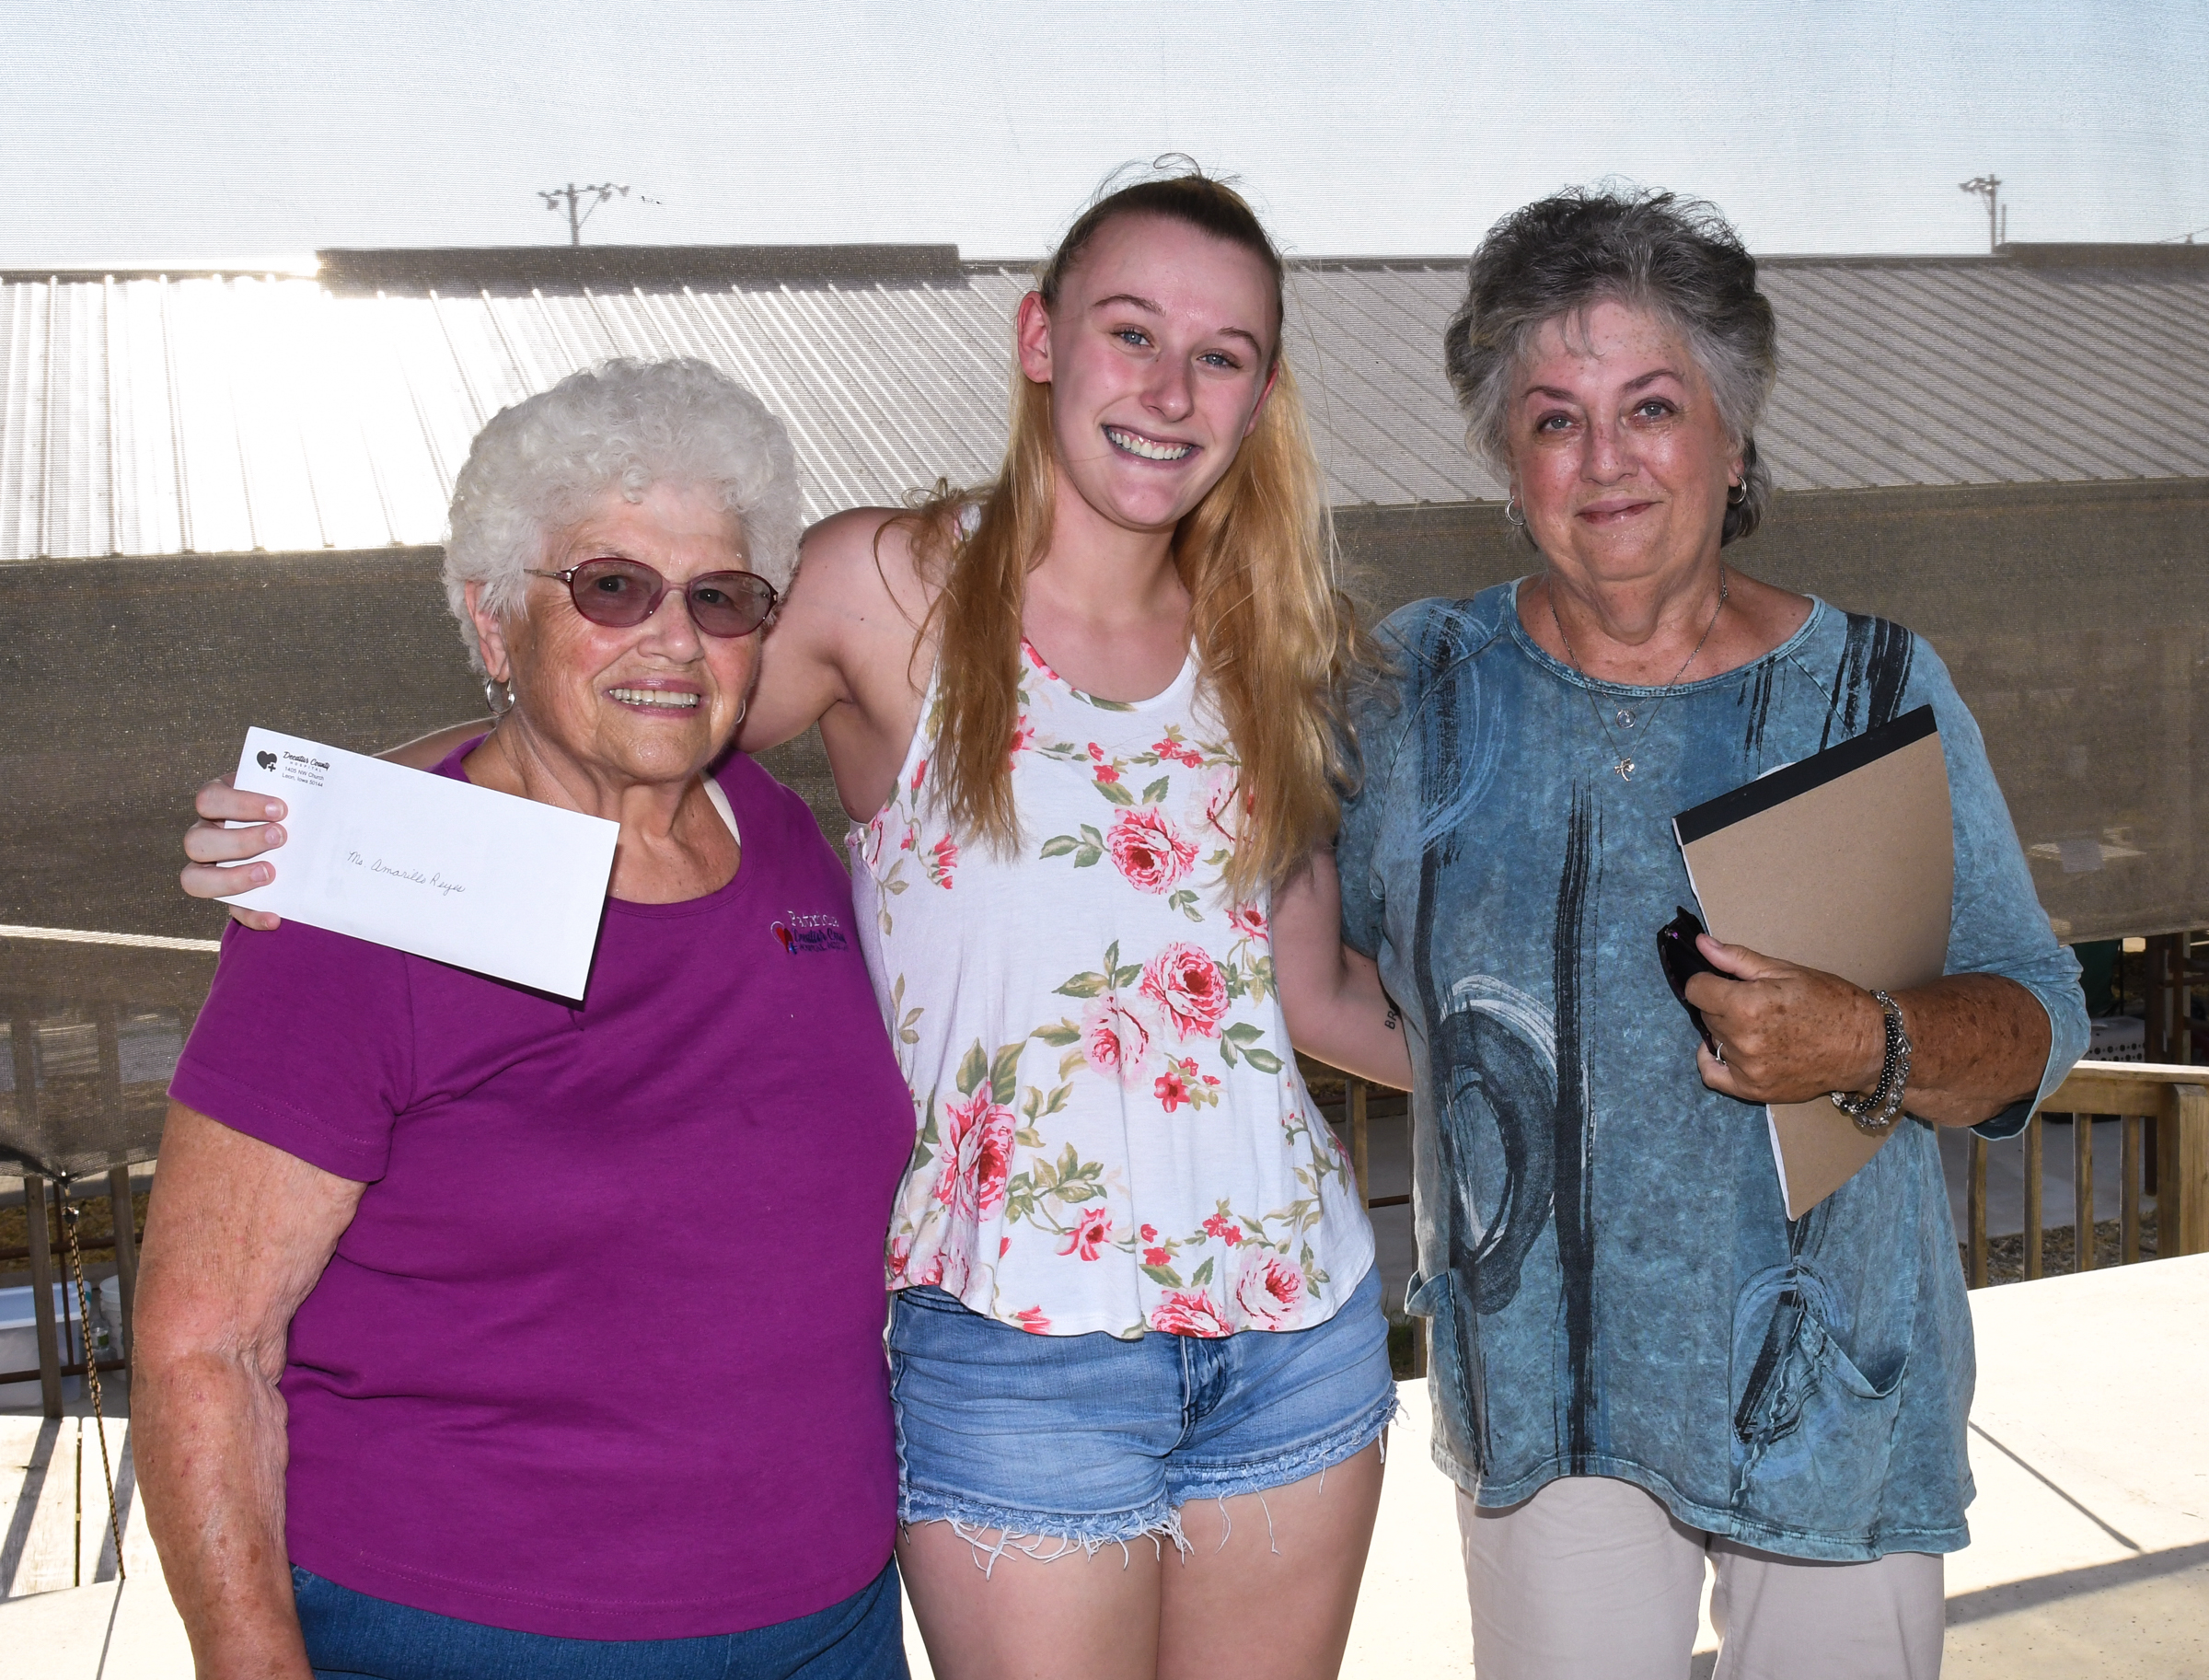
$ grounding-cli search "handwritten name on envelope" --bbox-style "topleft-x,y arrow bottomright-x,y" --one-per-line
230,727 -> 619,999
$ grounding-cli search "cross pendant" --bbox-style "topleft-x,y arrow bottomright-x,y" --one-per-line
1614,758 -> 1636,781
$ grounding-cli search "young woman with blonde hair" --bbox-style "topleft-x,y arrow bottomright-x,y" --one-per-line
185,165 -> 1409,1680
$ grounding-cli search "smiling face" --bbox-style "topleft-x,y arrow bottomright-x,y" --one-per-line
1508,297 -> 1743,593
1016,213 -> 1280,536
469,481 -> 760,790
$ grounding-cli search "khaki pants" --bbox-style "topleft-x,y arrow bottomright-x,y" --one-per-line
1458,1477 -> 1944,1680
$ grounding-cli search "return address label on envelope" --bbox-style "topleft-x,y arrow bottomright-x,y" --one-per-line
229,727 -> 619,999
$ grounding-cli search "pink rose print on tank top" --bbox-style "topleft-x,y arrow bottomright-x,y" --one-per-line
1232,1248 -> 1308,1329
1197,766 -> 1244,848
933,1089 -> 1015,1222
1081,994 -> 1153,1083
1104,805 -> 1197,893
1154,1056 -> 1221,1112
1148,1289 -> 1233,1338
1141,943 -> 1230,1039
1057,1204 -> 1115,1260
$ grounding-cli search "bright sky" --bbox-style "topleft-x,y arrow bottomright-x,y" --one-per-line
6,0 -> 2204,265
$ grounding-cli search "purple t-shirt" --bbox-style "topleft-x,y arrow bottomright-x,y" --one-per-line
170,747 -> 912,1639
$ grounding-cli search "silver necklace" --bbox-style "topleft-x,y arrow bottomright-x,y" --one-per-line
1548,566 -> 1729,782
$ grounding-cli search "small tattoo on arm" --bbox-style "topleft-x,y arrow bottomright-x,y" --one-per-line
1383,1003 -> 1401,1031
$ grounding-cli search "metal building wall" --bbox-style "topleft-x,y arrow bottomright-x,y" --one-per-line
6,249 -> 2208,564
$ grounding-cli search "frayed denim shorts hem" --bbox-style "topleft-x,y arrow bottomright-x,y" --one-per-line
889,1265 -> 1395,1552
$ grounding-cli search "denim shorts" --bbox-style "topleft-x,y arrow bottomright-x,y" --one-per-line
888,1264 -> 1395,1552
292,1559 -> 907,1680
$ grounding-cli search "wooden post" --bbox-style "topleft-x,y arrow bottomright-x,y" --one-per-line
2187,929 -> 2203,1066
2122,1116 -> 2143,1265
2146,935 -> 2181,1063
90,1005 -> 137,1359
22,1173 -> 64,1419
2157,1083 -> 2209,1257
2074,1115 -> 2096,1272
108,1165 -> 139,1358
1967,1132 -> 1989,1288
2023,1114 -> 2044,1280
1348,1079 -> 1371,1205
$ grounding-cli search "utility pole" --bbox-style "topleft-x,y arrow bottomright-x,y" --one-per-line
1959,175 -> 2003,254
538,181 -> 629,247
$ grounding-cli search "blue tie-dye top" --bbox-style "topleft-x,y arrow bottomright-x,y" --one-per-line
1337,582 -> 2087,1562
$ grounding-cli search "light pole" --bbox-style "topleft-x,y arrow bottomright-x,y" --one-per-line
539,182 -> 630,247
1959,175 -> 2004,254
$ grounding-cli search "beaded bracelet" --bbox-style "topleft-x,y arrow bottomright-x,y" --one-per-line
1830,990 -> 1913,1134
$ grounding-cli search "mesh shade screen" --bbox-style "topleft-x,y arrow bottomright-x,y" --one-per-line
1,479 -> 2202,1173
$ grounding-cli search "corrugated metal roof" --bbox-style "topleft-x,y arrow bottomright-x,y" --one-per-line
4,251 -> 2205,562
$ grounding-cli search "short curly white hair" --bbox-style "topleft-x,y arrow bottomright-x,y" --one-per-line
443,357 -> 803,671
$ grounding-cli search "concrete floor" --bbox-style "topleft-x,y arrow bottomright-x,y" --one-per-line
9,1259 -> 2207,1676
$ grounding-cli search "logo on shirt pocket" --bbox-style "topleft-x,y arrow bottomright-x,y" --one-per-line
772,912 -> 850,955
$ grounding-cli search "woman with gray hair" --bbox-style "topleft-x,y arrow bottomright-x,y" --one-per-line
134,357 -> 916,1678
1329,191 -> 2085,1676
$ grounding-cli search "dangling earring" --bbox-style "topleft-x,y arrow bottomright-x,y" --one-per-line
1504,491 -> 1525,527
483,674 -> 515,718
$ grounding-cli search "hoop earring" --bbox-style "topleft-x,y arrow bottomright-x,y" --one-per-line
1727,480 -> 1747,506
483,675 -> 515,718
1504,492 -> 1525,528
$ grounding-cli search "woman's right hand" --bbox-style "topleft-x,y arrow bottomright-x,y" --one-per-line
181,775 -> 289,931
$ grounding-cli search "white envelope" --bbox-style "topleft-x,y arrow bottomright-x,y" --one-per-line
228,727 -> 619,999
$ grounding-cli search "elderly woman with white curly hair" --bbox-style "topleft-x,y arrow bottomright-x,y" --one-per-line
133,358 -> 917,1680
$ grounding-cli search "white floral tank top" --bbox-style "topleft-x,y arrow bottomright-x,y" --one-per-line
848,640 -> 1375,1339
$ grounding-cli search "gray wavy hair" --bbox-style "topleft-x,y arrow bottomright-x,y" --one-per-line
1441,187 -> 1779,547
443,356 -> 804,670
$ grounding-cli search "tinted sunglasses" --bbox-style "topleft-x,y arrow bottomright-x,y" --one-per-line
1656,906 -> 1721,1056
525,559 -> 778,639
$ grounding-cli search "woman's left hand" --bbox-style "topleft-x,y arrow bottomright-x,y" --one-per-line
1684,935 -> 1885,1106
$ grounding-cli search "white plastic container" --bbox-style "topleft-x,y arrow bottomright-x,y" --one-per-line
0,1278 -> 121,1409
2089,1015 -> 2147,1062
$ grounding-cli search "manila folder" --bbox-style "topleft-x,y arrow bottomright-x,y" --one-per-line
1671,705 -> 1951,1218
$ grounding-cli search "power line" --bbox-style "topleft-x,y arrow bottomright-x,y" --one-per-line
1959,175 -> 2004,253
538,181 -> 629,247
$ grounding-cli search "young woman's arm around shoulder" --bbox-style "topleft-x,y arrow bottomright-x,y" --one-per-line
1273,844 -> 1413,1090
739,505 -> 937,822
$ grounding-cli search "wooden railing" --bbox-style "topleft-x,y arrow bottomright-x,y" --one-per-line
1964,1060 -> 2209,1288
1335,1060 -> 2209,1296
6,1170 -> 143,1419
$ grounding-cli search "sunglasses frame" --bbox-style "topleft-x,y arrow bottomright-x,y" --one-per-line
524,558 -> 779,639
1656,905 -> 1722,1056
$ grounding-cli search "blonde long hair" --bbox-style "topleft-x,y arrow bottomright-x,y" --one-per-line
900,169 -> 1368,903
